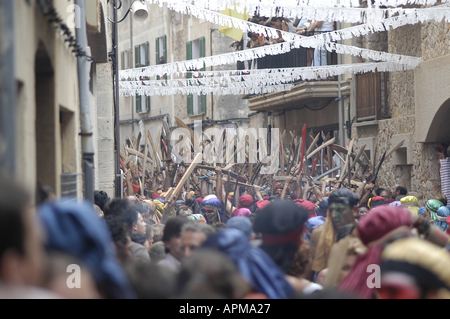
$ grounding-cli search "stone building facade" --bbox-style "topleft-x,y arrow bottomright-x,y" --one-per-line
354,20 -> 450,205
117,2 -> 249,154
0,0 -> 115,200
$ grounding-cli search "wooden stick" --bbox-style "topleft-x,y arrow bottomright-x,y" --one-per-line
306,138 -> 336,160
141,132 -> 149,197
306,133 -> 320,156
348,144 -> 366,180
339,139 -> 354,183
125,147 -> 153,164
147,130 -> 159,173
165,153 -> 202,208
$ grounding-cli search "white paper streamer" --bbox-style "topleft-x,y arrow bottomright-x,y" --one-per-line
120,62 -> 414,96
119,37 -> 422,80
150,0 -> 450,24
147,1 -> 450,44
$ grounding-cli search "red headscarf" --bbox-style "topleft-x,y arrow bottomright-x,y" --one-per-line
152,192 -> 161,199
338,206 -> 413,299
293,199 -> 317,218
238,194 -> 254,209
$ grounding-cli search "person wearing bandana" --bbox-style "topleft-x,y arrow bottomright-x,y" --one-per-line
310,189 -> 359,274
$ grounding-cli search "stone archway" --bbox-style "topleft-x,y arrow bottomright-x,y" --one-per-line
415,54 -> 450,143
425,98 -> 450,143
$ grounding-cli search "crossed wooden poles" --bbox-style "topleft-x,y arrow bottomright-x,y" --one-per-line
121,116 -> 404,203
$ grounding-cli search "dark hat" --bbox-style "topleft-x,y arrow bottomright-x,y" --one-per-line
254,201 -> 308,237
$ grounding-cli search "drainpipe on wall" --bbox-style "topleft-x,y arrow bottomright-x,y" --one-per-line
337,22 -> 345,147
130,13 -> 134,135
0,0 -> 16,176
75,0 -> 95,203
210,28 -> 218,120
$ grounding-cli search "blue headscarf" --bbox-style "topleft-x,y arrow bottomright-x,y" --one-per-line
226,216 -> 253,240
38,198 -> 136,299
202,228 -> 295,299
201,196 -> 226,223
304,216 -> 326,241
435,206 -> 450,232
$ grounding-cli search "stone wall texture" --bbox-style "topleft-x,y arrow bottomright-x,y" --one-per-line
354,22 -> 450,206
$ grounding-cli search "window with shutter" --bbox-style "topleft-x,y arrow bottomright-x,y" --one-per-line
135,45 -> 140,68
146,96 -> 151,112
136,95 -> 142,113
145,42 -> 150,66
186,41 -> 193,116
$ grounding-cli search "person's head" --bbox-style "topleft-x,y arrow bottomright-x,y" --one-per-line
94,190 -> 110,211
126,196 -> 139,208
133,213 -> 146,235
43,252 -> 100,299
178,206 -> 193,217
176,248 -> 250,299
162,216 -> 190,261
0,178 -> 45,287
149,242 -> 166,264
254,201 -> 309,272
180,223 -> 216,259
328,189 -> 359,231
379,189 -> 391,201
434,194 -> 448,207
136,202 -> 150,219
104,215 -> 132,264
379,237 -> 450,299
271,17 -> 283,29
103,199 -> 138,232
226,216 -> 254,241
391,184 -> 407,199
436,143 -> 449,160
357,205 -> 369,220
125,262 -> 175,299
151,223 -> 165,243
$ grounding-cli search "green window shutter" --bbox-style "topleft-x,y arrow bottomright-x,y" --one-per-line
136,95 -> 142,113
128,49 -> 131,69
186,41 -> 193,61
146,96 -> 151,112
199,37 -> 206,71
187,41 -> 193,115
156,38 -> 160,64
145,42 -> 150,66
121,51 -> 124,70
201,94 -> 207,115
135,45 -> 140,67
187,94 -> 194,116
163,35 -> 167,65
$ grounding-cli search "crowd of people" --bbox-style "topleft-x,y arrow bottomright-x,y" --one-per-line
230,15 -> 333,68
2,143 -> 450,299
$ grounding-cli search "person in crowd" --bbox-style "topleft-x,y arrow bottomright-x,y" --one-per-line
0,177 -> 50,298
175,248 -> 251,299
104,199 -> 150,262
179,223 -> 215,259
94,190 -> 110,212
379,238 -> 450,299
310,189 -> 359,274
39,198 -> 136,299
158,216 -> 190,273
